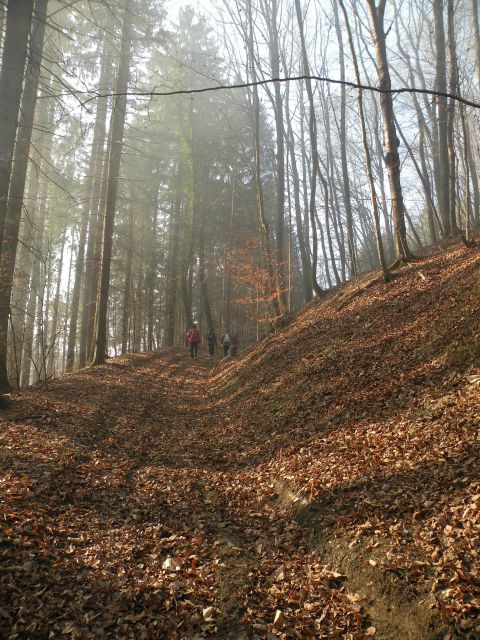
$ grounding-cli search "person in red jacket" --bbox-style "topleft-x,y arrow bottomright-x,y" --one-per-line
186,323 -> 201,358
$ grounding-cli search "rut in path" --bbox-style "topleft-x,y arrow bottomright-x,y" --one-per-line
2,349 -> 446,639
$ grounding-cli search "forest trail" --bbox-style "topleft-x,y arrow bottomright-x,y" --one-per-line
1,350 -> 372,640
1,243 -> 480,639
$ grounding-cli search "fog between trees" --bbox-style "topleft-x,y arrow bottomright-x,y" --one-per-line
0,0 -> 478,391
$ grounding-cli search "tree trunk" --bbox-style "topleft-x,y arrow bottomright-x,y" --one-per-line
246,0 -> 282,317
447,0 -> 459,235
19,75 -> 54,388
121,206 -> 133,355
146,175 -> 160,352
198,202 -> 214,333
294,0 -> 323,295
434,0 -> 451,237
472,0 -> 480,92
92,0 -> 133,365
66,40 -> 111,371
0,0 -> 34,252
12,158 -> 39,384
366,0 -> 412,261
393,10 -> 438,243
0,0 -> 33,393
332,0 -> 356,278
264,0 -> 287,310
0,0 -> 44,392
460,105 -> 473,242
465,123 -> 480,227
79,132 -> 111,367
372,101 -> 394,259
62,231 -> 75,374
46,228 -> 66,377
284,102 -> 313,302
164,170 -> 181,347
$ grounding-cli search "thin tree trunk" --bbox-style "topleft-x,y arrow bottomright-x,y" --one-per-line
460,106 -> 473,242
32,243 -> 51,385
320,95 -> 342,286
329,162 -> 347,282
246,0 -> 282,317
366,0 -> 412,262
47,227 -> 66,377
92,0 -> 133,365
434,0 -> 451,237
447,0 -> 459,235
372,101 -> 394,258
20,77 -> 54,388
332,0 -> 356,278
62,231 -> 75,374
284,104 -> 313,301
465,123 -> 480,227
393,11 -> 438,243
198,203 -> 214,332
472,0 -> 480,96
393,114 -> 441,241
341,0 -> 389,280
121,206 -> 133,355
66,40 -> 111,371
164,170 -> 181,347
79,134 -> 110,367
132,271 -> 142,354
146,175 -> 159,352
294,0 -> 323,295
263,0 -> 287,310
12,161 -> 39,382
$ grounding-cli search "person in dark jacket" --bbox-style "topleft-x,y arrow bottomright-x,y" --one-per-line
228,334 -> 240,357
186,323 -> 201,358
220,330 -> 231,357
206,328 -> 216,356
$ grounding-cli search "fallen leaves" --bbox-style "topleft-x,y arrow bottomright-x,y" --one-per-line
1,244 -> 479,638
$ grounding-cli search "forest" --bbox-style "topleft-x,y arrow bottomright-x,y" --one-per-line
0,0 -> 479,390
1,1 -> 480,638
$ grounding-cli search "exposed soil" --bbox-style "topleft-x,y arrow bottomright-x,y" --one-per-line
1,242 -> 479,639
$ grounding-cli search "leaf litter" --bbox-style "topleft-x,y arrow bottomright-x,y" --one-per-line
0,243 -> 479,639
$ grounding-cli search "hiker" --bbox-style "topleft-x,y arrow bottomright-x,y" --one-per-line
220,330 -> 231,357
206,328 -> 216,356
228,333 -> 240,357
186,323 -> 201,359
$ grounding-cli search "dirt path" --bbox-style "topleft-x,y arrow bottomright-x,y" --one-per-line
0,350 -> 447,639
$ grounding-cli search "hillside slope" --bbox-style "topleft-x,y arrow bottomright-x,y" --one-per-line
210,243 -> 480,637
0,242 -> 479,640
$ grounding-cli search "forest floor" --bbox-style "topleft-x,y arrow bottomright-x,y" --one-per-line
1,242 -> 480,640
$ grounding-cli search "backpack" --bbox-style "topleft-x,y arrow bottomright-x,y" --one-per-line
223,333 -> 231,344
189,328 -> 200,343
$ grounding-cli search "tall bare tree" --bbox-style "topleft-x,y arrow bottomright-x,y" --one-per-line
92,0 -> 133,365
433,0 -> 451,237
294,0 -> 323,294
339,0 -> 389,282
366,0 -> 412,262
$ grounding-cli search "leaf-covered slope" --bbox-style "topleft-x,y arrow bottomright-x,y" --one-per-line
210,243 -> 480,636
0,243 -> 478,640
